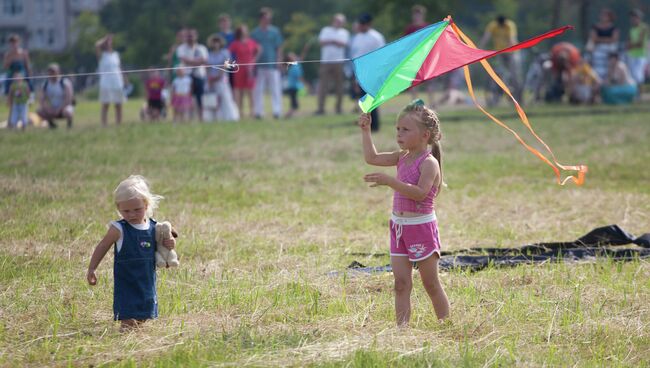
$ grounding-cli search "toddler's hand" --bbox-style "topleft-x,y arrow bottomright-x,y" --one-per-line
163,237 -> 176,250
358,113 -> 371,131
87,269 -> 97,286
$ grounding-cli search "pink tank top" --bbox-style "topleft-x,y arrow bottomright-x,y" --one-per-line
392,151 -> 437,214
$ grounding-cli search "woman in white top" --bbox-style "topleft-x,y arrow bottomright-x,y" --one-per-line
96,34 -> 126,125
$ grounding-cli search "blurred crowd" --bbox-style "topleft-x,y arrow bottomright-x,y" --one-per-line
2,5 -> 648,131
525,8 -> 647,106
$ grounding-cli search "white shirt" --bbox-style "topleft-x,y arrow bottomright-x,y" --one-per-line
349,29 -> 386,59
98,51 -> 124,90
110,220 -> 150,253
43,78 -> 70,109
172,75 -> 192,95
319,26 -> 350,62
176,43 -> 209,78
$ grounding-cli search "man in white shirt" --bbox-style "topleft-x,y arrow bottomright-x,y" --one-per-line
349,13 -> 385,131
176,29 -> 209,121
316,14 -> 350,115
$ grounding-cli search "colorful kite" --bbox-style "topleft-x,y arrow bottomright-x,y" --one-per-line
353,17 -> 587,185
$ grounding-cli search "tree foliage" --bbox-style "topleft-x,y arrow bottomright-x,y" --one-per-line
29,11 -> 107,84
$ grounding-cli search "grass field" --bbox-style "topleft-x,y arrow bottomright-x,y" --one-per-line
1,94 -> 649,367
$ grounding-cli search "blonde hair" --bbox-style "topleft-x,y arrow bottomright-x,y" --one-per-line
398,100 -> 443,189
113,175 -> 163,218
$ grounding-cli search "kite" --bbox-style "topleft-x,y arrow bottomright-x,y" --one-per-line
352,17 -> 587,185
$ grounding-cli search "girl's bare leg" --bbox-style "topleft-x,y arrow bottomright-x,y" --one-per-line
417,254 -> 450,320
391,256 -> 413,326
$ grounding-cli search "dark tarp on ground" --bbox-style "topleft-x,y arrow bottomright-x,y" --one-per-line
332,225 -> 650,275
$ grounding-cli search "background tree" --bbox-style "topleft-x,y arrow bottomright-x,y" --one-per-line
282,12 -> 320,82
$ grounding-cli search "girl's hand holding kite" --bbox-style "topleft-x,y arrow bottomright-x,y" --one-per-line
358,113 -> 372,131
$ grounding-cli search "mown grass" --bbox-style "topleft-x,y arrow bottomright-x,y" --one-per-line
0,94 -> 649,367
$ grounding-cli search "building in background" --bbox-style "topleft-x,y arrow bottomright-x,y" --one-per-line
0,0 -> 111,52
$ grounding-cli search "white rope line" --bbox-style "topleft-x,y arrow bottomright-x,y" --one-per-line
3,58 -> 352,82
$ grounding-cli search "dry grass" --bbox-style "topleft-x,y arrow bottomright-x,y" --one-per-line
1,96 -> 649,367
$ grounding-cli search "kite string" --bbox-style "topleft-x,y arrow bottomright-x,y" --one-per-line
3,58 -> 351,83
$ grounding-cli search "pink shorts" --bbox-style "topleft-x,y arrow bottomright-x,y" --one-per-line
172,95 -> 192,112
390,213 -> 441,262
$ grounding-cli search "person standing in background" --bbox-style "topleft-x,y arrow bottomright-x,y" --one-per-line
349,13 -> 385,131
6,72 -> 30,130
284,52 -> 306,119
250,7 -> 284,119
479,15 -> 522,105
217,14 -> 236,90
171,68 -> 193,123
96,34 -> 125,125
166,29 -> 187,81
586,8 -> 619,81
143,69 -> 166,121
3,34 -> 32,96
403,4 -> 428,34
626,9 -> 648,89
176,29 -> 209,122
229,25 -> 260,119
217,14 -> 235,47
206,34 -> 239,122
404,5 -> 434,105
315,13 -> 349,115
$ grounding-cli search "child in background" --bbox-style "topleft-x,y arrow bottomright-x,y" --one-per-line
171,67 -> 193,122
7,72 -> 31,130
284,52 -> 305,118
143,69 -> 166,121
359,99 -> 450,326
87,175 -> 176,329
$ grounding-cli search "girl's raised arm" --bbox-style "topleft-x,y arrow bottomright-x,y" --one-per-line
358,113 -> 400,166
94,39 -> 103,59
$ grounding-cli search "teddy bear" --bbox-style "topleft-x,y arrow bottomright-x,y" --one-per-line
155,221 -> 180,268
